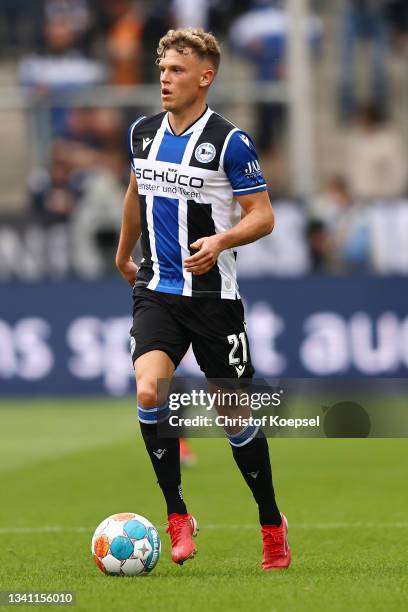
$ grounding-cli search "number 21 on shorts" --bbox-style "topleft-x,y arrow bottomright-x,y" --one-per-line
227,332 -> 248,365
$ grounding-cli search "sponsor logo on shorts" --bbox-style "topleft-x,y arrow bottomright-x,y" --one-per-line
235,365 -> 246,378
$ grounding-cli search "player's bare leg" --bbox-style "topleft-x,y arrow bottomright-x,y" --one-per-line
208,383 -> 291,570
135,351 -> 198,565
135,350 -> 174,408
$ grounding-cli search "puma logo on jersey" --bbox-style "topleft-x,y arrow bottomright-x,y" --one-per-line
143,137 -> 153,151
153,449 -> 166,459
235,365 -> 245,377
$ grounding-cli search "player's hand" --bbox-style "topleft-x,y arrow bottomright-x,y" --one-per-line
117,257 -> 139,287
184,236 -> 222,275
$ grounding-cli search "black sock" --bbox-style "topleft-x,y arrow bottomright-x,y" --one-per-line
140,420 -> 187,516
230,429 -> 281,526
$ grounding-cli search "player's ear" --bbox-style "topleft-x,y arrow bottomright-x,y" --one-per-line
200,68 -> 215,88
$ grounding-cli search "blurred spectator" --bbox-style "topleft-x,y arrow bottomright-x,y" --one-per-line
29,142 -> 81,226
238,200 -> 311,276
102,0 -> 144,85
141,0 -> 172,83
36,0 -> 99,54
368,200 -> 408,273
338,0 -> 389,121
346,104 -> 408,200
18,13 -> 106,160
230,0 -> 287,153
208,1 -> 253,37
385,0 -> 408,51
28,102 -> 125,227
67,108 -> 125,149
170,0 -> 211,30
71,149 -> 127,277
306,220 -> 333,272
229,0 -> 321,154
310,175 -> 370,272
309,175 -> 353,225
0,0 -> 35,53
18,15 -> 105,91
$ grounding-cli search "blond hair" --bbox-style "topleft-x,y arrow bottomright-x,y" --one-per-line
157,28 -> 221,73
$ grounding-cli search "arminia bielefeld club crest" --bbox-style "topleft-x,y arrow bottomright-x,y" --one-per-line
195,142 -> 216,163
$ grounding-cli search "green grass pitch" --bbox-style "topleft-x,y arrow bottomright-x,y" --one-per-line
0,399 -> 407,611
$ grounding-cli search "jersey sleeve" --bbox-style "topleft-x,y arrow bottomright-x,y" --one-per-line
127,116 -> 146,173
223,130 -> 267,196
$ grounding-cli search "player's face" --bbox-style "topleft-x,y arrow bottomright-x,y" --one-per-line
159,48 -> 213,113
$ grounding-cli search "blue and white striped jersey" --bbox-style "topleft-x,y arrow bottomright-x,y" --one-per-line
128,106 -> 267,300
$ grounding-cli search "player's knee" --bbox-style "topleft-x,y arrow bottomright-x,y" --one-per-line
137,381 -> 158,408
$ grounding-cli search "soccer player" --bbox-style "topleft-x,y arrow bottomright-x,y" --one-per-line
116,28 -> 291,571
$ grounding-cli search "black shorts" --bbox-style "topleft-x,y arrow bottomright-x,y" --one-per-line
130,287 -> 255,383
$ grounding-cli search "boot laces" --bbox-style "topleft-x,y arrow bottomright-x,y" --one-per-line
166,516 -> 189,545
262,527 -> 285,557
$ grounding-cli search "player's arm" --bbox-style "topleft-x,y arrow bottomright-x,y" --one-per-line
184,129 -> 274,276
184,191 -> 274,275
221,190 -> 274,247
115,171 -> 141,286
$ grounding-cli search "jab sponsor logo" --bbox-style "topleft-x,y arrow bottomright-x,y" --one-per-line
244,160 -> 262,179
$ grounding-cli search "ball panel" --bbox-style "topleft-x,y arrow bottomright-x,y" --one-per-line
92,517 -> 112,551
110,536 -> 133,561
133,538 -> 152,561
144,549 -> 154,572
121,558 -> 145,576
94,517 -> 111,535
113,512 -> 136,521
124,519 -> 147,540
132,513 -> 154,529
93,554 -> 107,574
103,519 -> 125,541
101,554 -> 122,575
93,534 -> 110,558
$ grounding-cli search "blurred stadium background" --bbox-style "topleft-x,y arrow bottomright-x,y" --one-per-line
1,3 -> 407,609
1,0 -> 408,394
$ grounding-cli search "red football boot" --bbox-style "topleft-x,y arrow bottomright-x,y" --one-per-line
166,513 -> 198,565
261,514 -> 291,570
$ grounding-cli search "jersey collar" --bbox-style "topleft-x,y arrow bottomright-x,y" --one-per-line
165,105 -> 213,137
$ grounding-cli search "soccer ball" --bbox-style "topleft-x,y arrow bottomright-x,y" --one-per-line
91,512 -> 161,576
